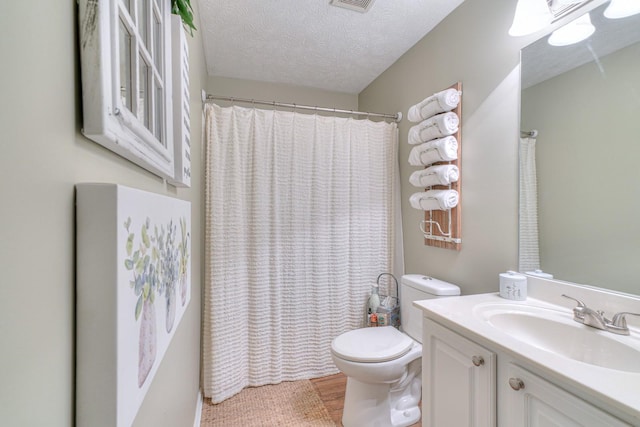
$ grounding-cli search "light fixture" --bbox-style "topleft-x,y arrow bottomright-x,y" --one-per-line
604,0 -> 640,19
509,0 -> 553,36
548,12 -> 595,46
548,0 -> 589,17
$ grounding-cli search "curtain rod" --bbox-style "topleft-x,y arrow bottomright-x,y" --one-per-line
204,94 -> 403,122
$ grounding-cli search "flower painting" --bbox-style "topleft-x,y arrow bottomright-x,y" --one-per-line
76,184 -> 191,427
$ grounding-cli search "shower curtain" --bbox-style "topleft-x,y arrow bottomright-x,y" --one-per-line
203,104 -> 399,403
518,137 -> 541,273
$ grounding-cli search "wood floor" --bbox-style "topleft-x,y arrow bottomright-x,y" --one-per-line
310,373 -> 421,427
310,373 -> 348,424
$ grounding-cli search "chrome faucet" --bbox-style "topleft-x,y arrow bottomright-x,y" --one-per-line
609,312 -> 640,335
561,294 -> 640,336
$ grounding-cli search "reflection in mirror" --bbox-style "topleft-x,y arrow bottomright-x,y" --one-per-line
139,55 -> 150,130
519,1 -> 640,295
119,19 -> 133,111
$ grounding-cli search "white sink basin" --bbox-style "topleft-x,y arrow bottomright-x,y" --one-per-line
473,303 -> 640,373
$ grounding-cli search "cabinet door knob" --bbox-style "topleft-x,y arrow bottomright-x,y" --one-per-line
471,355 -> 484,366
509,377 -> 525,391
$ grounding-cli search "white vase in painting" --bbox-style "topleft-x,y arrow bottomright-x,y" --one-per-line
179,274 -> 188,306
166,287 -> 176,333
138,298 -> 157,388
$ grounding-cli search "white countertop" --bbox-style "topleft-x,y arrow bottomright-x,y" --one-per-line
414,292 -> 640,424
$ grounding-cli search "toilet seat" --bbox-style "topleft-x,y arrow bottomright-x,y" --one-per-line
331,326 -> 414,363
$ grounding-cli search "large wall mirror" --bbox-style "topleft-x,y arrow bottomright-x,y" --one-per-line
519,1 -> 640,295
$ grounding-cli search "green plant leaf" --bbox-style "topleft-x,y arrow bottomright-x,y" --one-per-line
141,224 -> 150,248
126,233 -> 134,256
135,257 -> 145,275
124,259 -> 134,270
143,282 -> 150,300
135,295 -> 143,320
173,0 -> 197,35
135,277 -> 144,295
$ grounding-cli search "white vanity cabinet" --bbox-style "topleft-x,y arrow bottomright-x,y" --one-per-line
503,364 -> 630,427
423,315 -> 631,427
422,318 -> 497,427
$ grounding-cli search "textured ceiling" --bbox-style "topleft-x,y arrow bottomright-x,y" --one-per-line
197,0 -> 465,94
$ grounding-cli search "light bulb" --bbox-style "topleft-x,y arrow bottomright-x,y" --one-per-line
604,0 -> 640,19
548,12 -> 595,46
509,0 -> 553,37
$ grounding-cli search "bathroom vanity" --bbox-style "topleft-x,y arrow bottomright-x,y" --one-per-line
415,276 -> 640,427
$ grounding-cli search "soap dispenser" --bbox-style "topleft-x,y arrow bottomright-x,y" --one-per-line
367,284 -> 381,326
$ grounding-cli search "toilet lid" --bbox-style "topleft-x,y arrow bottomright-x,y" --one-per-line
331,326 -> 414,363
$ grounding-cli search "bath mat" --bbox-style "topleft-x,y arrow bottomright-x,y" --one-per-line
201,380 -> 336,426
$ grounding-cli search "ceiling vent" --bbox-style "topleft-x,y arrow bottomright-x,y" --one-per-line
329,0 -> 376,13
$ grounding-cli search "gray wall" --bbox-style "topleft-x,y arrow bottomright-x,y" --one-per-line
0,2 -> 206,426
522,42 -> 640,294
360,0 -> 531,294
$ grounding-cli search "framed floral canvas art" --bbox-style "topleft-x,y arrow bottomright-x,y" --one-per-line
76,184 -> 191,427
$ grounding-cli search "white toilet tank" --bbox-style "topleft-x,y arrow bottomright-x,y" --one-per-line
400,274 -> 460,342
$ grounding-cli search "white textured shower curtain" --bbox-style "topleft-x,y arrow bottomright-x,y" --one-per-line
518,137 -> 541,273
203,104 -> 399,403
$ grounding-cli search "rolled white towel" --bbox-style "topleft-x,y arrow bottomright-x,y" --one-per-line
408,112 -> 459,145
409,164 -> 459,188
408,111 -> 460,145
408,89 -> 461,123
409,189 -> 459,211
408,136 -> 458,166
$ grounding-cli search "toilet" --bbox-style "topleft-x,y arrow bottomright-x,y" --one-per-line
331,274 -> 460,427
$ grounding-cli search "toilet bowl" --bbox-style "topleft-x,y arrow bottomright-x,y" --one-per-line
330,274 -> 460,427
331,326 -> 423,427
